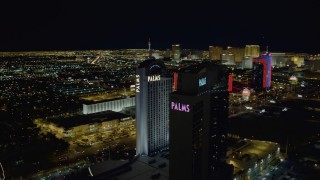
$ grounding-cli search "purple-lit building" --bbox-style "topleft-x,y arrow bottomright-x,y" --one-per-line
252,52 -> 272,90
169,62 -> 232,180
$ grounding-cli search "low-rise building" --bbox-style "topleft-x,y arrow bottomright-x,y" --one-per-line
83,96 -> 135,114
226,139 -> 280,180
34,111 -> 135,144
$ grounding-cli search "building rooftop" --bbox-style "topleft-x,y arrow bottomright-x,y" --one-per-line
178,61 -> 224,74
138,59 -> 165,69
81,91 -> 135,105
49,111 -> 130,129
227,139 -> 279,174
88,153 -> 169,180
137,59 -> 168,76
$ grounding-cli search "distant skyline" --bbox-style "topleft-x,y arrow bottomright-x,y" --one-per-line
1,1 -> 319,53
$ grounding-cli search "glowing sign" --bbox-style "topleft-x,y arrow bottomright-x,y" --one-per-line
135,75 -> 140,93
171,102 -> 190,112
242,88 -> 251,97
289,75 -> 298,81
148,75 -> 161,82
289,75 -> 298,85
199,77 -> 206,87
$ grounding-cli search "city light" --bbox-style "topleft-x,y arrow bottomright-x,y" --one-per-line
0,36 -> 319,180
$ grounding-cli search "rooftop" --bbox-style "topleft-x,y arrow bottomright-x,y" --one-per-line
49,111 -> 130,129
88,152 -> 169,180
178,61 -> 224,74
227,139 -> 279,174
80,90 -> 135,104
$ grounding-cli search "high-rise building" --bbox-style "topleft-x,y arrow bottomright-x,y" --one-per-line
245,45 -> 260,57
291,56 -> 305,67
271,52 -> 288,67
252,61 -> 264,89
172,44 -> 181,61
165,49 -> 171,58
209,46 -> 223,61
169,62 -> 232,180
135,59 -> 173,156
225,46 -> 245,63
210,46 -> 244,63
242,56 -> 254,69
221,53 -> 235,65
252,52 -> 272,90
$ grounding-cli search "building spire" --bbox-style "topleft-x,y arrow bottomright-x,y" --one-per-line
148,38 -> 151,57
266,45 -> 269,53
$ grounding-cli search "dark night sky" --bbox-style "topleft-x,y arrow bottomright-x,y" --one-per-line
0,1 -> 319,53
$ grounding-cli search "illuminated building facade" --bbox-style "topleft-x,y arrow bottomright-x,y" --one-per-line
209,46 -> 244,63
172,44 -> 181,61
252,52 -> 272,90
83,96 -> 135,114
221,53 -> 236,65
243,45 -> 260,69
170,62 -> 232,180
136,59 -> 172,156
226,139 -> 280,180
271,52 -> 289,67
242,88 -> 251,101
291,56 -> 305,67
289,75 -> 298,85
225,47 -> 245,63
209,46 -> 223,61
242,56 -> 253,69
245,45 -> 260,57
34,112 -> 135,143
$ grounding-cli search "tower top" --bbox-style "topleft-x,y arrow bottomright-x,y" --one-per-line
148,38 -> 151,57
